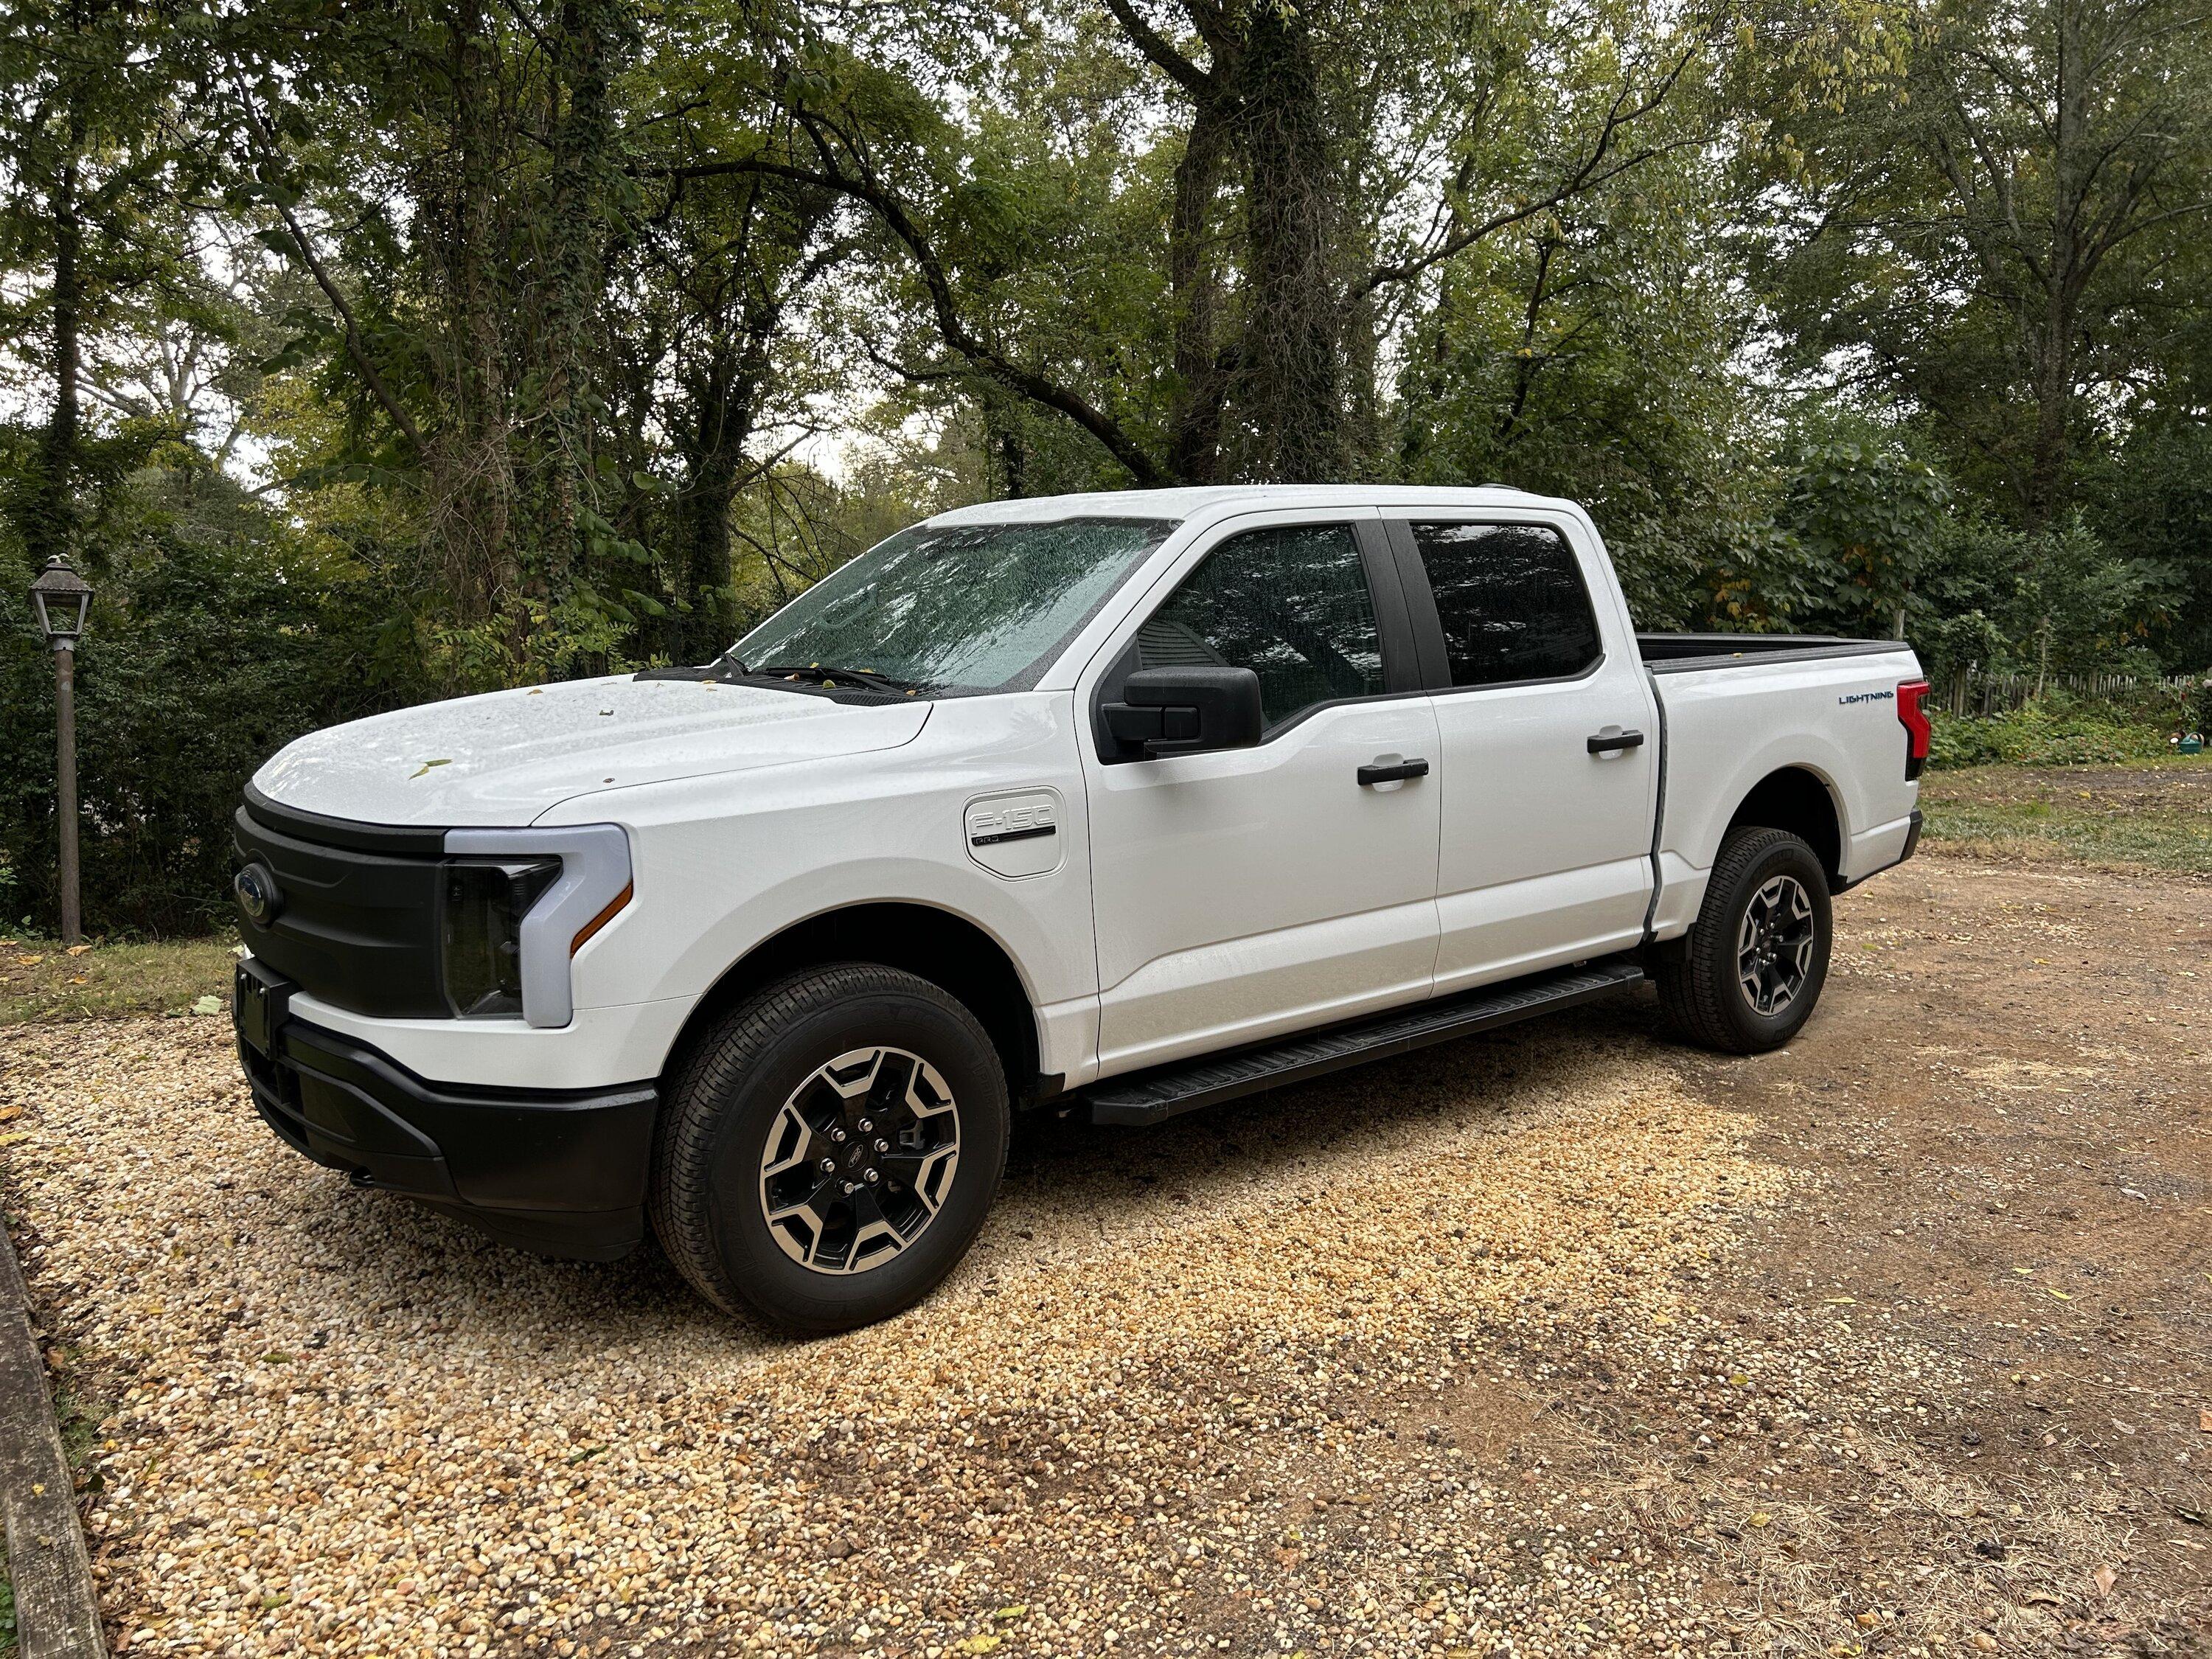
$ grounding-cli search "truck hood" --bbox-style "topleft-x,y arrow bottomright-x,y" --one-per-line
251,675 -> 933,828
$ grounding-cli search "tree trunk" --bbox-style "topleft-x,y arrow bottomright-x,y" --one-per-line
1234,0 -> 1341,483
1166,99 -> 1232,484
517,0 -> 622,612
35,150 -> 83,562
2024,5 -> 2084,529
418,0 -> 517,644
672,310 -> 776,661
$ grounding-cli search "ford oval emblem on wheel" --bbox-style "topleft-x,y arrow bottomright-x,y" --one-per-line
234,863 -> 282,925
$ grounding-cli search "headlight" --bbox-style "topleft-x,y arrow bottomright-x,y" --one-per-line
441,858 -> 560,1018
440,824 -> 633,1029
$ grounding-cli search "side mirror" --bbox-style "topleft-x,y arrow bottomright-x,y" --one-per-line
1102,666 -> 1263,760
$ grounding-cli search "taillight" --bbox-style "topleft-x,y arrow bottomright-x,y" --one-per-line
1897,679 -> 1932,781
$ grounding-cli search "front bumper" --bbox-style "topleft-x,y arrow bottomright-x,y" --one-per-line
234,961 -> 657,1260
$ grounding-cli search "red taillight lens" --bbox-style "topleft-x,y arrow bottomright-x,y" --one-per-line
1897,679 -> 1932,781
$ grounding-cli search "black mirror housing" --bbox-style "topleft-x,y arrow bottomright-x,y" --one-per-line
1102,666 -> 1263,760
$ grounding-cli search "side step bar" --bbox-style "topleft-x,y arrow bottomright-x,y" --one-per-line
1081,956 -> 1646,1127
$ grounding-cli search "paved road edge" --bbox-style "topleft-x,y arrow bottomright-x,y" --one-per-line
0,1208 -> 106,1659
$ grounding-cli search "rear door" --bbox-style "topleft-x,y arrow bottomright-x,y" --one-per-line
1382,512 -> 1659,993
1080,510 -> 1441,1074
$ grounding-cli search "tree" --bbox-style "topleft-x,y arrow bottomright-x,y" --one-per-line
684,0 -> 1729,488
1755,0 -> 2212,525
0,0 -> 204,566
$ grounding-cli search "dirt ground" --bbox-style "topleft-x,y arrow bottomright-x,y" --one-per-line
1918,760 -> 2212,880
1,850 -> 2207,1658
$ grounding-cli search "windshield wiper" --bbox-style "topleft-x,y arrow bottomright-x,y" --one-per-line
633,648 -> 751,686
758,663 -> 922,695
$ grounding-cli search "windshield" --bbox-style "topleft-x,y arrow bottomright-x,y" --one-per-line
731,516 -> 1177,694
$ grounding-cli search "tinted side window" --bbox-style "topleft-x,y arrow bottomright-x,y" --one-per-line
1138,524 -> 1385,728
1409,521 -> 1602,687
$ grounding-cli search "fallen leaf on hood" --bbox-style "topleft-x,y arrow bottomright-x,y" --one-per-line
2093,1565 -> 2117,1597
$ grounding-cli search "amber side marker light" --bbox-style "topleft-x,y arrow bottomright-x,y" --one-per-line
572,881 -> 633,954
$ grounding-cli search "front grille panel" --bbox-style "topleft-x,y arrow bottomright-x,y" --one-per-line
233,806 -> 448,1017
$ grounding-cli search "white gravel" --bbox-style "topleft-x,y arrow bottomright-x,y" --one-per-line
11,950 -> 2168,1659
1,1012 -> 1791,1658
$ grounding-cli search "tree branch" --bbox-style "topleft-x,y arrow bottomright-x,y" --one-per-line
234,88 -> 422,445
1099,0 -> 1216,97
1356,35 -> 1707,300
662,134 -> 1171,485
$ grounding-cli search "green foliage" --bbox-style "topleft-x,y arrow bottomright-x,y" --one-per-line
2084,416 -> 2212,672
1395,144 -> 1775,630
1927,706 -> 2180,771
1773,414 -> 1948,636
0,457 -> 418,934
1,0 -> 2209,935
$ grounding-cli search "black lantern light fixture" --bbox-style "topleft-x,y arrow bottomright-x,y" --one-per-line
29,554 -> 92,644
28,553 -> 93,945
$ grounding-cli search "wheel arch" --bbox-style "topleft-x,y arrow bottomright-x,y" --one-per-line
1722,765 -> 1844,888
661,901 -> 1045,1103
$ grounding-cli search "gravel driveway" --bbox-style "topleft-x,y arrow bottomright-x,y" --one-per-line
3,858 -> 2207,1658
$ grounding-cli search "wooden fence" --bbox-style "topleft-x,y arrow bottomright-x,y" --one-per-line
1945,669 -> 2203,716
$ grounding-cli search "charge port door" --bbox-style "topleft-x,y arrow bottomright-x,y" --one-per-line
964,789 -> 1065,880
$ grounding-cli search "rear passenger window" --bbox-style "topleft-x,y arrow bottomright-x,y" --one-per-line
1138,523 -> 1384,728
1409,521 -> 1602,687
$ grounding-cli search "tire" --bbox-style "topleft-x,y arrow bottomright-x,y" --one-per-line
650,963 -> 1009,1334
1656,827 -> 1833,1055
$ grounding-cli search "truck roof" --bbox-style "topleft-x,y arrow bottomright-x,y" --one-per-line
927,483 -> 1576,525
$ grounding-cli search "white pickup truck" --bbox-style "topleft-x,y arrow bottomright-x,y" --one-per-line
231,485 -> 1929,1330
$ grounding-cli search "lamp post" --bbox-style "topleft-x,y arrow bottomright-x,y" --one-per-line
29,554 -> 92,946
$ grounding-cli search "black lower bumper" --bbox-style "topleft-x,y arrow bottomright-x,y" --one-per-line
234,961 -> 657,1261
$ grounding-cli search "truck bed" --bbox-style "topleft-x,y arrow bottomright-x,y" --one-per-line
1638,633 -> 1910,673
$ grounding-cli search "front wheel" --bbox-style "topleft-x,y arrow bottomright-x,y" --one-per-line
1656,827 -> 1833,1054
650,964 -> 1009,1333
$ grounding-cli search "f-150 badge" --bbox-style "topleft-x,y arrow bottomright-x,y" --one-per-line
964,790 -> 1064,878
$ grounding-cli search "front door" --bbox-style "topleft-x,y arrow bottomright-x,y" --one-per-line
1383,514 -> 1659,994
1082,513 -> 1441,1075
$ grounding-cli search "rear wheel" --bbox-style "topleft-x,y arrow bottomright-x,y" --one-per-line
650,964 -> 1009,1333
1657,827 -> 1833,1054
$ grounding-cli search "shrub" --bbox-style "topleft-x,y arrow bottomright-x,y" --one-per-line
1927,705 -> 2177,770
1,466 -> 420,936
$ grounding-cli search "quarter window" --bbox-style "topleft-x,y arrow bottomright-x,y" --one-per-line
1408,521 -> 1602,687
1137,524 -> 1385,728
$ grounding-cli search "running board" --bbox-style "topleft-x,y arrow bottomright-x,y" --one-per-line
1081,957 -> 1646,1127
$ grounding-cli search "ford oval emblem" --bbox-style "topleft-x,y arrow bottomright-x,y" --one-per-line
234,863 -> 282,925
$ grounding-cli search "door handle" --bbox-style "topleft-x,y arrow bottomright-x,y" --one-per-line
1586,730 -> 1646,755
1357,758 -> 1430,786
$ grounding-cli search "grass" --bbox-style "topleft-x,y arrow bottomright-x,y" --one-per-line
0,933 -> 237,1024
1918,754 -> 2212,879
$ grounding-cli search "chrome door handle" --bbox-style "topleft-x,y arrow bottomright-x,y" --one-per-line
1587,730 -> 1646,755
1357,758 -> 1430,786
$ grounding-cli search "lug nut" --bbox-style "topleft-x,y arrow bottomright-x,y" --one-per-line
874,1138 -> 889,1153
864,1169 -> 880,1185
841,1180 -> 857,1194
830,1127 -> 848,1144
819,1158 -> 837,1173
